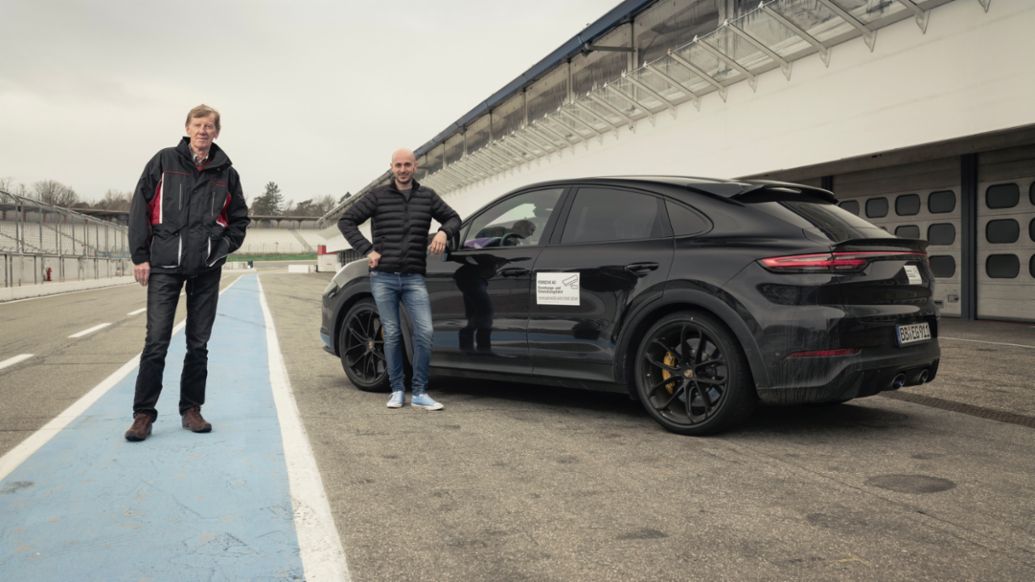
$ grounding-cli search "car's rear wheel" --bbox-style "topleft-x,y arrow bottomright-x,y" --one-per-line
338,298 -> 390,392
634,311 -> 756,435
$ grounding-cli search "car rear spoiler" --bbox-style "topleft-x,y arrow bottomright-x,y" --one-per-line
834,237 -> 930,252
732,181 -> 838,204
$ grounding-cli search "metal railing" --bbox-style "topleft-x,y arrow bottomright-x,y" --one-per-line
1,189 -> 131,288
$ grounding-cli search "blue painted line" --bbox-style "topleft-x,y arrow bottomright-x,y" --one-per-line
0,274 -> 305,581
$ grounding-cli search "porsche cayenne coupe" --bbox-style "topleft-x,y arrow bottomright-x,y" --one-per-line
321,176 -> 940,435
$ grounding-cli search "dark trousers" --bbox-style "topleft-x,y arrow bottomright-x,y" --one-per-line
132,268 -> 221,419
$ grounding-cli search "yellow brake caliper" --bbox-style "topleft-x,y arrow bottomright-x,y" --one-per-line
661,352 -> 678,394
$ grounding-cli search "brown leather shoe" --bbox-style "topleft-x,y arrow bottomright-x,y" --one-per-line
181,406 -> 212,433
125,413 -> 153,442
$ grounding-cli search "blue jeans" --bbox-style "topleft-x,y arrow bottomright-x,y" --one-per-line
369,271 -> 434,393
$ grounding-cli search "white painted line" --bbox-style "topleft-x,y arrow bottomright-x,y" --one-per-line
941,336 -> 1035,350
0,354 -> 140,482
257,274 -> 351,582
0,275 -> 244,483
127,307 -> 146,316
0,354 -> 34,371
0,282 -> 136,305
68,322 -> 112,339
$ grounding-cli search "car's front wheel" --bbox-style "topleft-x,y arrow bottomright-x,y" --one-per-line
338,298 -> 390,392
634,311 -> 756,435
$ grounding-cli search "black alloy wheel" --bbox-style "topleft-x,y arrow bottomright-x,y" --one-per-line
635,311 -> 755,435
338,298 -> 389,392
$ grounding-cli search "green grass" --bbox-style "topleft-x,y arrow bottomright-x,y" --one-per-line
228,253 -> 316,262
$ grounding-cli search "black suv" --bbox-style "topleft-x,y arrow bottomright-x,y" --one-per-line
321,177 -> 939,435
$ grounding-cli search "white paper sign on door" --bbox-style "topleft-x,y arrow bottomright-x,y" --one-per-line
536,272 -> 580,306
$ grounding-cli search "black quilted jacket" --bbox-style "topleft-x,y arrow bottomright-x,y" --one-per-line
338,180 -> 460,275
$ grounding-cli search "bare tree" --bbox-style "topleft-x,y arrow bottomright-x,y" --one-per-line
315,194 -> 338,215
293,198 -> 315,216
33,180 -> 79,207
97,189 -> 133,211
277,194 -> 338,217
0,177 -> 28,198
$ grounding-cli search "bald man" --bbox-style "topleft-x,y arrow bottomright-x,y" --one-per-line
338,149 -> 461,410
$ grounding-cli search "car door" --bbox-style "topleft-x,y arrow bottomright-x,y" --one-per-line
425,187 -> 566,374
528,186 -> 675,382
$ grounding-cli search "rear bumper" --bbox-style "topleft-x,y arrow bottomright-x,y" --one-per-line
756,341 -> 940,404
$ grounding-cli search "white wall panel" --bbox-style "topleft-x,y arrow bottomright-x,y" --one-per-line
977,145 -> 1035,321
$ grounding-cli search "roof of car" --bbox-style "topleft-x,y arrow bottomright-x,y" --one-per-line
533,175 -> 837,201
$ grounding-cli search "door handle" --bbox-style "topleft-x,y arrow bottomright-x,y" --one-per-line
624,262 -> 659,276
498,267 -> 530,278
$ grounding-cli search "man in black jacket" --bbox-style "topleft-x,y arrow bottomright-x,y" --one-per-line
338,148 -> 460,410
124,104 -> 250,441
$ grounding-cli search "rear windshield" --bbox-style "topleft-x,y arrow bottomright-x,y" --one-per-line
750,200 -> 889,242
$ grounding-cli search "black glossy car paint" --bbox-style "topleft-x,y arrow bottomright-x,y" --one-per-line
321,176 -> 941,433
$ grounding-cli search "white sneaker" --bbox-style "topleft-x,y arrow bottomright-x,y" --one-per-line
386,391 -> 404,409
411,392 -> 444,411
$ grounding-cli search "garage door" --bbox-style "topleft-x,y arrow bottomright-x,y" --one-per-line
977,145 -> 1035,322
832,158 -> 962,317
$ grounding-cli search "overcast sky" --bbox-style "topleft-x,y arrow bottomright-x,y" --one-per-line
0,0 -> 622,204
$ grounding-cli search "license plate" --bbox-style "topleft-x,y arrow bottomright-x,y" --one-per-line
896,322 -> 931,346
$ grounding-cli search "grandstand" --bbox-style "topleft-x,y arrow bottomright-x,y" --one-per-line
2,190 -> 132,287
69,208 -> 331,256
1,189 -> 338,288
236,227 -> 327,255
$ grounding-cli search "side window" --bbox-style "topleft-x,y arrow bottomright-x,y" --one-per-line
986,183 -> 1019,209
895,225 -> 920,239
561,187 -> 671,244
838,200 -> 860,215
666,201 -> 711,236
895,194 -> 921,216
928,190 -> 956,213
462,188 -> 563,249
865,197 -> 889,218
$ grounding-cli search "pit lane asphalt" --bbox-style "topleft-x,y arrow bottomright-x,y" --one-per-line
263,270 -> 1035,582
2,266 -> 1033,581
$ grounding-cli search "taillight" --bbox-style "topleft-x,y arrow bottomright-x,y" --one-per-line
758,251 -> 925,273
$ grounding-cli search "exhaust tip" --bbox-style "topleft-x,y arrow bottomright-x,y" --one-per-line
891,374 -> 907,389
918,369 -> 930,384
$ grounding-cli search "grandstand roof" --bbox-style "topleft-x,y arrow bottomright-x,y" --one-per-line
414,0 -> 656,158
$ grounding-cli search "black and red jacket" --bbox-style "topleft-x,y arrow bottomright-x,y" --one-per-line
128,137 -> 250,275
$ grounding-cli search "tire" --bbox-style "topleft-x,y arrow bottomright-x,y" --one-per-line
338,298 -> 390,392
634,310 -> 756,435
